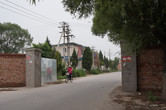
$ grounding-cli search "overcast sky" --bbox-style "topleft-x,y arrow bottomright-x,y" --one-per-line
0,0 -> 120,59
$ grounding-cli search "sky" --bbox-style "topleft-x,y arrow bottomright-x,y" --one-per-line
0,0 -> 120,59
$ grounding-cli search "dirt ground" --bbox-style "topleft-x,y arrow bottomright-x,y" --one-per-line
109,86 -> 166,110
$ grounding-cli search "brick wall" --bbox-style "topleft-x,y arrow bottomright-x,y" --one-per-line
137,46 -> 163,92
0,53 -> 26,87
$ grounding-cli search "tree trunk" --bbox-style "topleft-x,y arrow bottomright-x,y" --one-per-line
162,44 -> 166,101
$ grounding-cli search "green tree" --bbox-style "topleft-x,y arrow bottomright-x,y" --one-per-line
53,49 -> 63,74
82,47 -> 92,71
108,60 -> 113,70
71,48 -> 78,68
32,1 -> 166,51
45,36 -> 52,48
33,42 -> 53,58
99,51 -> 104,66
110,57 -> 120,71
29,0 -> 38,4
104,56 -> 109,69
0,22 -> 33,53
62,0 -> 166,52
33,38 -> 63,74
32,37 -> 53,58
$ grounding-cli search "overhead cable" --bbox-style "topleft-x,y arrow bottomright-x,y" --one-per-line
5,0 -> 58,23
0,1 -> 57,25
0,5 -> 56,26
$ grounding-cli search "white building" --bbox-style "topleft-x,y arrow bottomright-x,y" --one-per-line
52,42 -> 85,69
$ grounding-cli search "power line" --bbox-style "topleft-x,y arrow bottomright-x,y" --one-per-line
0,0 -> 93,28
5,0 -> 58,23
0,5 -> 56,26
0,1 -> 57,25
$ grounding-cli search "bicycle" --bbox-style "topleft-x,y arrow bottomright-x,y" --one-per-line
65,73 -> 73,83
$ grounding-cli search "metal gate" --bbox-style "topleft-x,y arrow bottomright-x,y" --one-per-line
41,58 -> 57,84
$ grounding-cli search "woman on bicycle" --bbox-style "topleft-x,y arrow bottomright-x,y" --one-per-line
67,65 -> 73,80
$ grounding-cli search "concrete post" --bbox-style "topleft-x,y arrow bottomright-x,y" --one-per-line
26,48 -> 41,87
121,42 -> 137,92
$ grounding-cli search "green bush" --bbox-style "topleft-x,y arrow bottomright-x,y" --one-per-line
89,69 -> 101,75
57,75 -> 66,80
80,69 -> 86,76
73,69 -> 86,77
61,68 -> 67,76
72,69 -> 78,77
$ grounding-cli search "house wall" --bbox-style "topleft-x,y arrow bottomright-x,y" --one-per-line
137,46 -> 163,92
54,44 -> 84,68
55,45 -> 80,57
0,53 -> 26,87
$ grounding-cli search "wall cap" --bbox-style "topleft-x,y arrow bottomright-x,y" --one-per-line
26,48 -> 42,52
0,53 -> 25,56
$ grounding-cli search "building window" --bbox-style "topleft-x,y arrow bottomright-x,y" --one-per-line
63,48 -> 66,52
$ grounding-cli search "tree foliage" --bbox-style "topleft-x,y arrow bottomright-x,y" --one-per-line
71,48 -> 78,68
45,36 -> 52,48
29,0 -> 39,5
62,0 -> 94,18
62,0 -> 166,52
109,57 -> 120,71
53,48 -> 63,74
82,47 -> 92,71
99,50 -> 104,66
33,42 -> 53,58
0,22 -> 33,53
32,37 -> 63,73
104,56 -> 109,69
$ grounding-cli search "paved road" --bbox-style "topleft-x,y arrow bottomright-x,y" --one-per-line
0,72 -> 122,110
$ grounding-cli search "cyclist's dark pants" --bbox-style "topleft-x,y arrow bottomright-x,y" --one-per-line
69,74 -> 72,80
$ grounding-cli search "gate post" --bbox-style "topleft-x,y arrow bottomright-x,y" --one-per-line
121,42 -> 137,92
26,48 -> 41,87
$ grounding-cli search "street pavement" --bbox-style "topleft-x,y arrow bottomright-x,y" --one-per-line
0,72 -> 123,110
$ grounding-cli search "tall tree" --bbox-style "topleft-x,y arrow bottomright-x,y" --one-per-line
108,60 -> 113,71
45,36 -> 52,48
0,22 -> 33,53
99,51 -> 104,66
82,47 -> 92,71
71,48 -> 78,68
52,48 -> 63,74
104,56 -> 109,69
112,57 -> 120,71
62,0 -> 166,52
33,41 -> 63,74
32,42 -> 53,58
32,37 -> 53,58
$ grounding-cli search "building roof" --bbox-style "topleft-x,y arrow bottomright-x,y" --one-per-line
52,42 -> 85,48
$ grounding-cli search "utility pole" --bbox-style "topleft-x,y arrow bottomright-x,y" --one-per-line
59,21 -> 74,67
59,22 -> 68,64
66,25 -> 70,67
